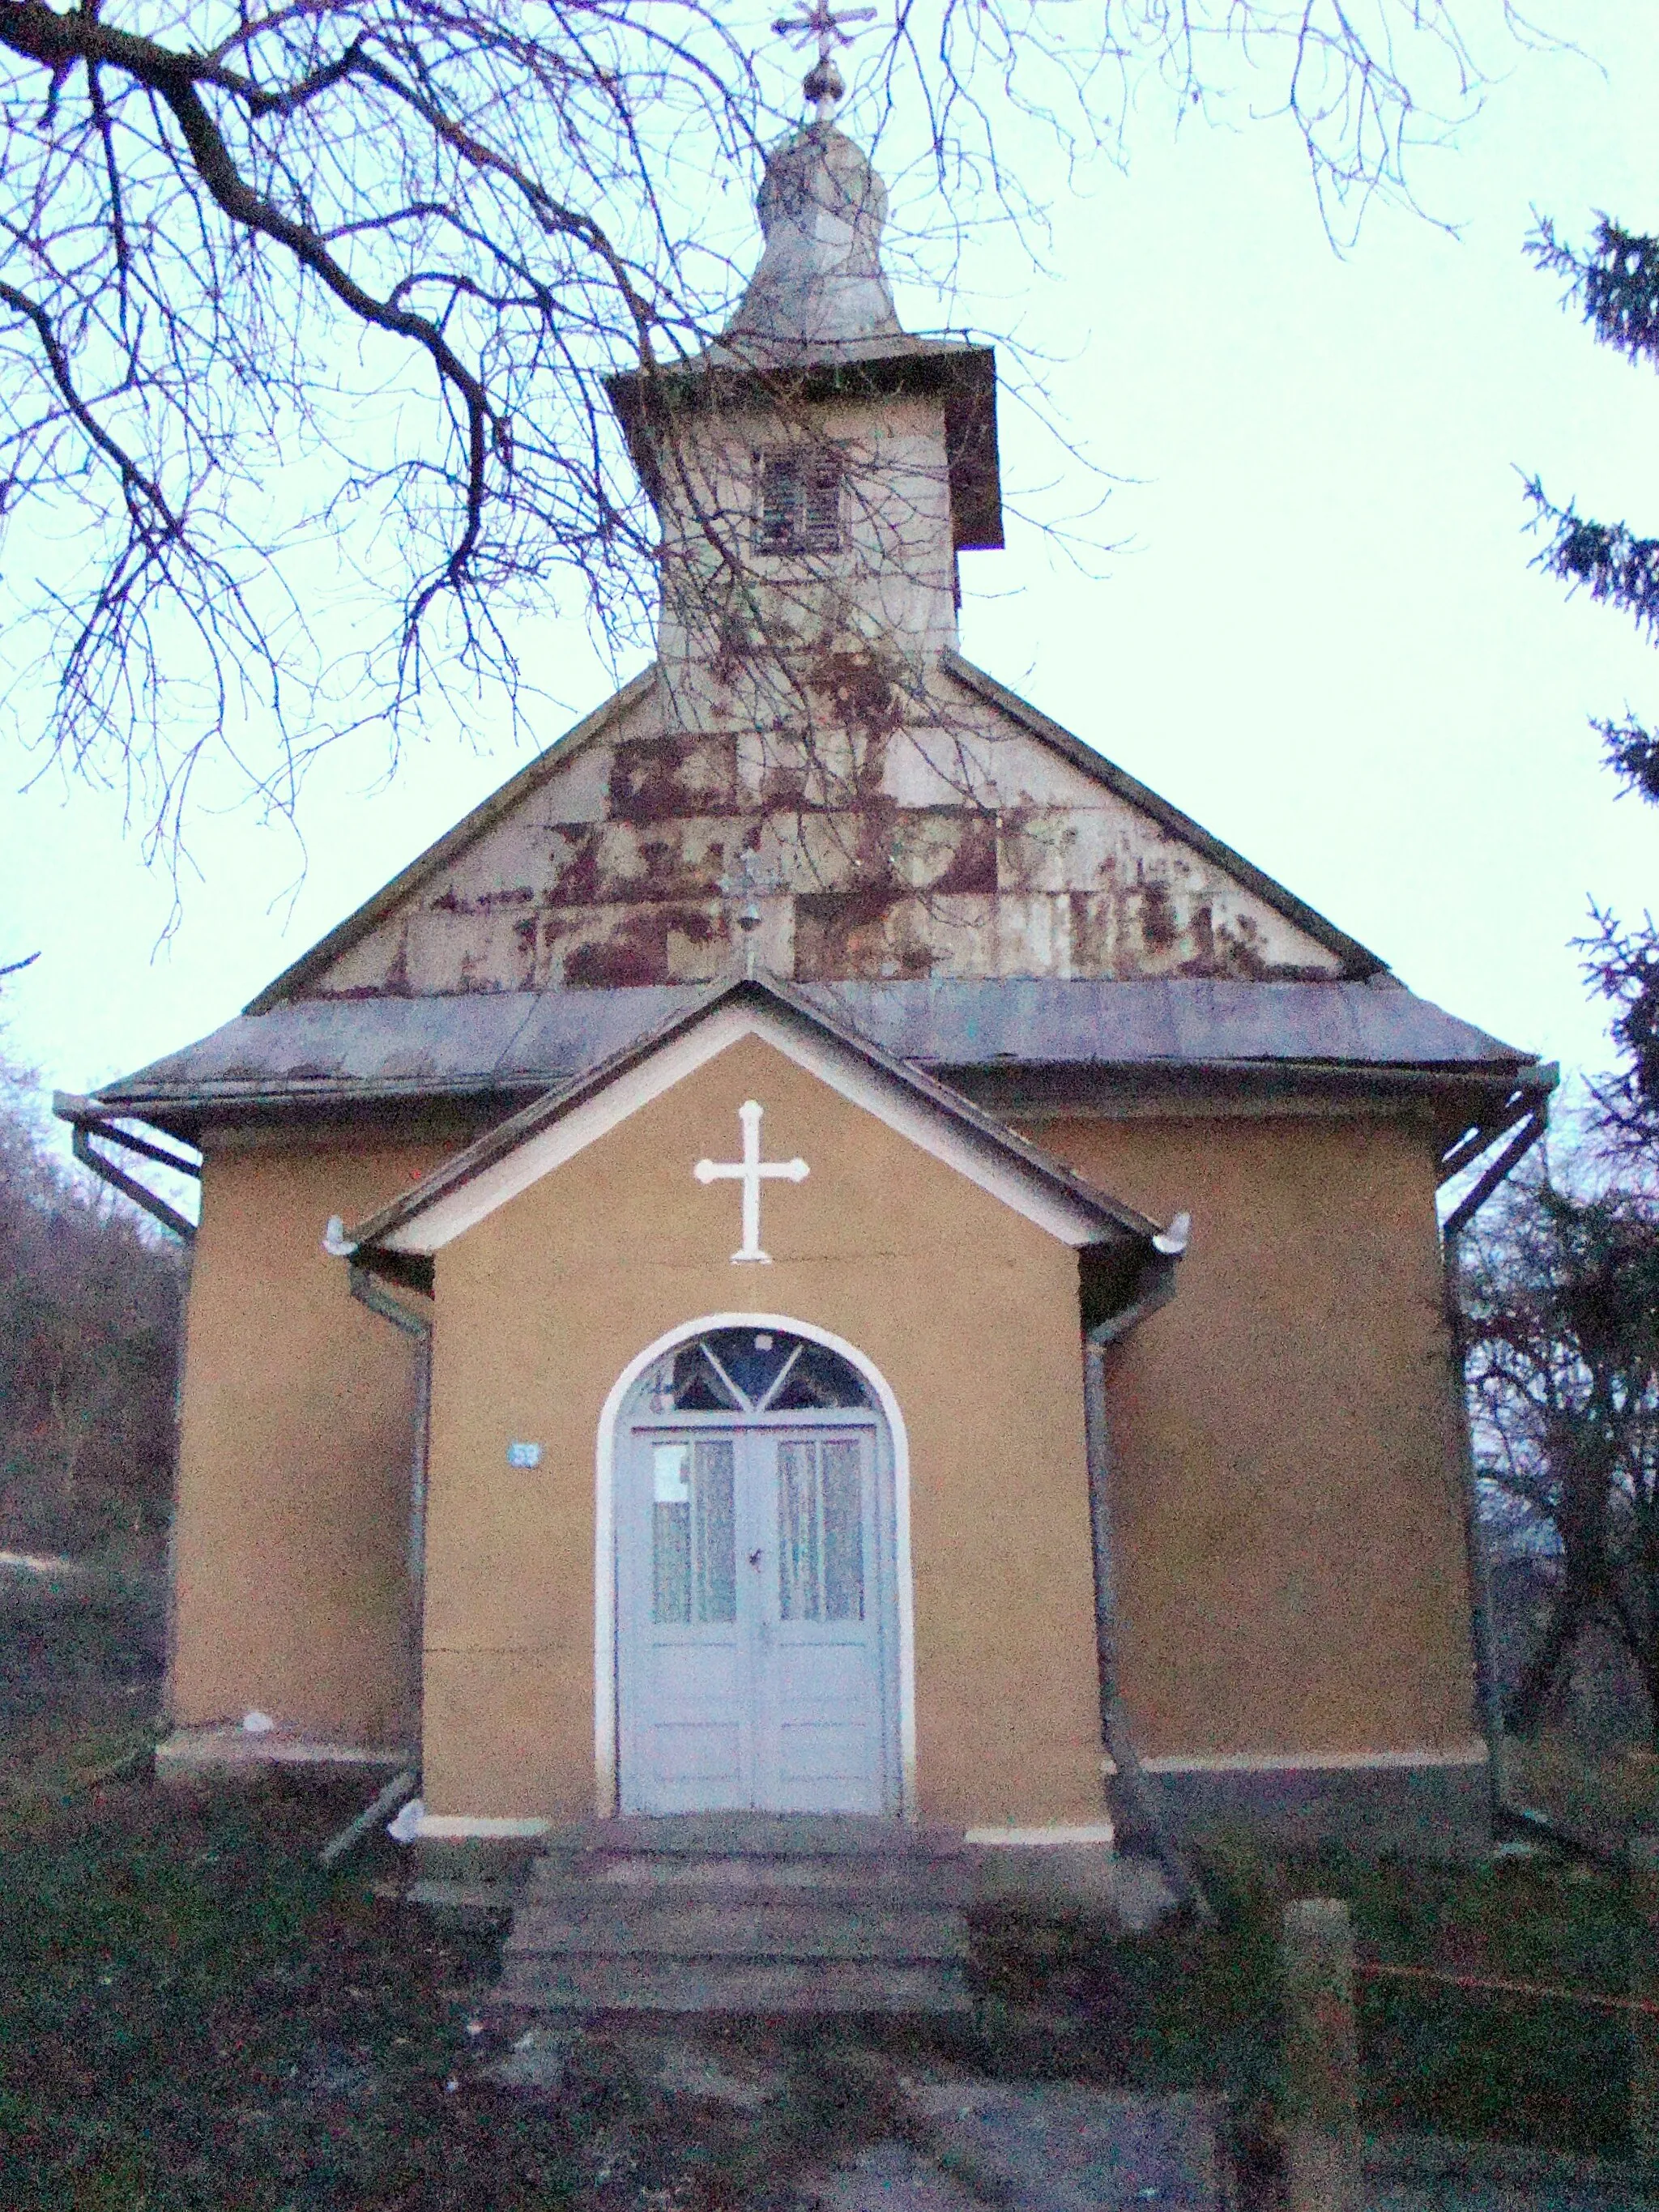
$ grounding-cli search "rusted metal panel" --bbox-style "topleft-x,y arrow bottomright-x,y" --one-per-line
539,899 -> 733,989
301,683 -> 1348,998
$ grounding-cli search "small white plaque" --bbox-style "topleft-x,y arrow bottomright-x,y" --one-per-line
654,1443 -> 691,1504
506,1441 -> 543,1469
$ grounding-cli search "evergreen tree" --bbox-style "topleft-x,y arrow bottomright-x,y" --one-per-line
1526,217 -> 1659,1158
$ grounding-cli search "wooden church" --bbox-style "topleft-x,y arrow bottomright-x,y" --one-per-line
62,80 -> 1551,1890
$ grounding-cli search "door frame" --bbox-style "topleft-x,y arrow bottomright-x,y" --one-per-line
595,1313 -> 916,1821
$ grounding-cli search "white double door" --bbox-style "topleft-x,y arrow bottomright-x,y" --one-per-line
617,1415 -> 893,1814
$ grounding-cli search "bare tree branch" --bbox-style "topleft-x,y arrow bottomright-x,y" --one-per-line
0,1 -> 1536,850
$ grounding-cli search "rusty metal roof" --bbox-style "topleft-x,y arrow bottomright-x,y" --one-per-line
92,977 -> 1546,1121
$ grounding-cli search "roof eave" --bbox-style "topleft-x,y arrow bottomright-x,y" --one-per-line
91,1042 -> 1555,1141
605,342 -> 1003,553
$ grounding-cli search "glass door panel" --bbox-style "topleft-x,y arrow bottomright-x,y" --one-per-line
777,1436 -> 865,1623
651,1437 -> 736,1625
623,1427 -> 746,1813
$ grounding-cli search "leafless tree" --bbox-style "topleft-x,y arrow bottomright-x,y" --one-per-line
1462,1167 -> 1659,1745
0,1053 -> 182,1563
0,2 -> 1538,847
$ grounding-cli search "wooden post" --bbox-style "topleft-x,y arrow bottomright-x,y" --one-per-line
1631,1836 -> 1659,2161
1280,1898 -> 1359,2212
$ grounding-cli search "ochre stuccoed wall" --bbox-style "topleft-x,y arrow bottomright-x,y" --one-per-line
171,1134 -> 449,1746
170,1084 -> 1478,1802
1030,1110 -> 1478,1760
420,1031 -> 1105,1828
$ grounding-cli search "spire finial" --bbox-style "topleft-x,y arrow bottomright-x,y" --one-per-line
718,851 -> 783,979
771,1 -> 876,125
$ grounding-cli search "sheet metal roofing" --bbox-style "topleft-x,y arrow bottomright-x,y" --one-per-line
93,978 -> 1546,1115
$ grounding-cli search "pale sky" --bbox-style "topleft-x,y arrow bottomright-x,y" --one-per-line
4,6 -> 1657,1158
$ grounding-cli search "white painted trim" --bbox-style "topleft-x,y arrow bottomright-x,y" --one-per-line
414,1813 -> 552,1839
382,1003 -> 1105,1254
155,1731 -> 410,1771
595,1311 -> 917,1822
1138,1743 -> 1490,1775
386,1009 -> 745,1251
965,1823 -> 1116,1848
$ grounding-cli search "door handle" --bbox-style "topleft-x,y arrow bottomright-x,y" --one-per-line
748,1549 -> 763,1569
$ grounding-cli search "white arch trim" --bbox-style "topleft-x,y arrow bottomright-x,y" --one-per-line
594,1311 -> 917,1821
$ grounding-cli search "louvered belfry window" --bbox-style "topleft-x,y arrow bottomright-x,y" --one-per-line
755,446 -> 843,554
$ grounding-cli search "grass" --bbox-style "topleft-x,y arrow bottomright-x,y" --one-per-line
0,1753 -> 979,2210
0,1720 -> 1648,2206
1507,1727 -> 1659,1850
974,1826 -> 1640,2165
0,1765 -> 587,2209
0,1558 -> 164,1777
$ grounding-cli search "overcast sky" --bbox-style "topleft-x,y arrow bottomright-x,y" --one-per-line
4,5 -> 1656,1157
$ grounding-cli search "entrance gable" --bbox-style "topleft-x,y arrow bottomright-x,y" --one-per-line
345,982 -> 1160,1263
416,1037 -> 1117,1828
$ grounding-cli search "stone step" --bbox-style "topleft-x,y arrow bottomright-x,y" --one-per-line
395,1877 -> 520,1915
505,1901 -> 970,1961
524,1856 -> 974,1907
540,1813 -> 966,1860
495,1815 -> 978,2017
495,1953 -> 973,2014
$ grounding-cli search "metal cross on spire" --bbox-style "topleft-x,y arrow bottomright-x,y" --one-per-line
771,0 -> 876,123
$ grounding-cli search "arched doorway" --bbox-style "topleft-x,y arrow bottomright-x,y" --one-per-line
606,1320 -> 905,1816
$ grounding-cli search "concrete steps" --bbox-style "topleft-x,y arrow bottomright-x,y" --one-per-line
496,1813 -> 975,2017
510,1903 -> 966,1958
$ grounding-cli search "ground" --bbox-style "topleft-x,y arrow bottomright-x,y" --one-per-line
4,1579 -> 1659,2210
0,1555 -> 163,1771
2,1740 -> 1657,2210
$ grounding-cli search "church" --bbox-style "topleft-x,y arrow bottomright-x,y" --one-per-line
60,73 -> 1552,1877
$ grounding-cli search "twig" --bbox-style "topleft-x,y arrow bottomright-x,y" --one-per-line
1356,1957 -> 1659,2018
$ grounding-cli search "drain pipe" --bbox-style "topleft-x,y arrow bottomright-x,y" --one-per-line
1438,1107 -> 1570,1856
328,1221 -> 433,1769
55,1093 -> 200,1242
343,1257 -> 433,1592
1085,1220 -> 1213,1927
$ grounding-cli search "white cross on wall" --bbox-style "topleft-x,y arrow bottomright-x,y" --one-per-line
694,1101 -> 809,1264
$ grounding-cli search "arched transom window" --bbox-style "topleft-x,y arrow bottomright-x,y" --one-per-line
637,1326 -> 872,1417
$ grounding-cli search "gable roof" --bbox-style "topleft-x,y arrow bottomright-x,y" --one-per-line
241,652 -> 1386,1017
344,974 -> 1165,1259
938,654 -> 1385,978
244,667 -> 657,1016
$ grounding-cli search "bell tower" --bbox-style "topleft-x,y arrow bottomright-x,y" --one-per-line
606,20 -> 1003,769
